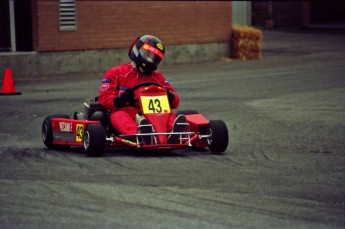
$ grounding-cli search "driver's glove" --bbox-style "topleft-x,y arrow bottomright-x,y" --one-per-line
113,88 -> 134,108
166,89 -> 175,104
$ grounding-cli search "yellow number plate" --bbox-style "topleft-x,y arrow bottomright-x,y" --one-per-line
76,124 -> 84,142
141,95 -> 170,114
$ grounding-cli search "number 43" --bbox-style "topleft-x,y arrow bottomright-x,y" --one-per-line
148,99 -> 162,113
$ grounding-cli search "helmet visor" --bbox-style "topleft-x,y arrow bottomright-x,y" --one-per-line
139,44 -> 164,66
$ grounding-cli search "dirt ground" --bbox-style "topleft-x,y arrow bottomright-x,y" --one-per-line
0,29 -> 344,228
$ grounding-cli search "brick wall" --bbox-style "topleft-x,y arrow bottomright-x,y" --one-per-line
32,0 -> 232,52
252,1 -> 306,28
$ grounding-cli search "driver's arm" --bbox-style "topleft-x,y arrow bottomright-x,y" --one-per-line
98,67 -> 120,112
155,73 -> 180,109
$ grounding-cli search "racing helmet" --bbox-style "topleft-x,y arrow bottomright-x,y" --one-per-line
128,35 -> 165,75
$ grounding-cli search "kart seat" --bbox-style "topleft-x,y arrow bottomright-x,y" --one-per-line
84,96 -> 108,126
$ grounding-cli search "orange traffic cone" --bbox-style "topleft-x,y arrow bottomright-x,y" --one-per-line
0,68 -> 21,95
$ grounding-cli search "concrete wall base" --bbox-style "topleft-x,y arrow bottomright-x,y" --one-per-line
0,42 -> 230,79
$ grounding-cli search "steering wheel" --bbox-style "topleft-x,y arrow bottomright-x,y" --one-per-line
132,81 -> 162,91
129,81 -> 163,108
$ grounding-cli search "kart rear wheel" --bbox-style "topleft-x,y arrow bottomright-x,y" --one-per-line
83,124 -> 106,157
42,114 -> 70,149
207,120 -> 229,153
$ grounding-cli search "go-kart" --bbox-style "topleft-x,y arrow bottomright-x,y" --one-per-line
42,82 -> 229,156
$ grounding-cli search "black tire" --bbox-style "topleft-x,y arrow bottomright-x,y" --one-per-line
176,110 -> 199,116
42,114 -> 70,149
83,124 -> 106,157
207,120 -> 229,153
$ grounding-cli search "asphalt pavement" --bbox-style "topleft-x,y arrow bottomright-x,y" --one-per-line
0,28 -> 344,229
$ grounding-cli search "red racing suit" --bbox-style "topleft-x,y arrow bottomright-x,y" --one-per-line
98,63 -> 180,134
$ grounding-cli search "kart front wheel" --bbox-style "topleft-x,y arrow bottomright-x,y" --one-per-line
83,124 -> 106,157
207,120 -> 229,153
42,114 -> 70,149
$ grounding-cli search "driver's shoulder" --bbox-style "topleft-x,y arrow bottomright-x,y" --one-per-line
108,63 -> 132,73
152,71 -> 166,81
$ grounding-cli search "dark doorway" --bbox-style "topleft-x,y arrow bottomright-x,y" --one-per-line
0,0 -> 11,51
15,0 -> 33,51
311,0 -> 345,24
0,0 -> 33,52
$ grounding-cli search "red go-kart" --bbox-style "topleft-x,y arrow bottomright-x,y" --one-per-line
42,82 -> 229,156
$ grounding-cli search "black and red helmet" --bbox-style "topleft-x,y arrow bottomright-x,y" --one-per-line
128,35 -> 165,75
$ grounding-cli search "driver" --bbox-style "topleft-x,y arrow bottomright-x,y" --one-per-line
98,35 -> 186,144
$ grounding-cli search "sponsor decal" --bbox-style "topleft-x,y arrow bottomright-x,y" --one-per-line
141,44 -> 164,58
102,78 -> 112,83
118,85 -> 126,91
53,132 -> 74,142
156,43 -> 164,51
100,83 -> 110,91
59,122 -> 72,132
